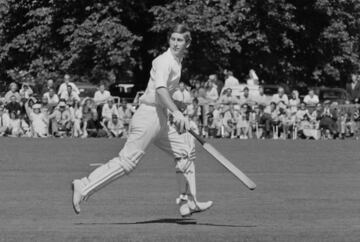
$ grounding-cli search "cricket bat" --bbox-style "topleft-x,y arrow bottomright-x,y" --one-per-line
188,129 -> 256,190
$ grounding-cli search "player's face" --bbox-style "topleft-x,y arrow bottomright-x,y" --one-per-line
169,33 -> 189,58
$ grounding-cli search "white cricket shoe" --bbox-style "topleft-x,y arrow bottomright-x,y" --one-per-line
72,179 -> 85,214
177,195 -> 213,217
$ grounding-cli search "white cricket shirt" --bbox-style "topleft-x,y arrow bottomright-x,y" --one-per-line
140,49 -> 182,107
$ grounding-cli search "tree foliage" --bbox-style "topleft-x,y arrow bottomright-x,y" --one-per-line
0,0 -> 358,90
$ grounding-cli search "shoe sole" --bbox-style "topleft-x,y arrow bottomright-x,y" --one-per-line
71,181 -> 80,215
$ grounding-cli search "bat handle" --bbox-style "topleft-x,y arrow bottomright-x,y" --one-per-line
188,129 -> 205,145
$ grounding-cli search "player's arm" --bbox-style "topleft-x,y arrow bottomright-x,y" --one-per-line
156,87 -> 189,133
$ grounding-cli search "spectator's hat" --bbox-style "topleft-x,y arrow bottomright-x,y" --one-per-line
33,104 -> 41,110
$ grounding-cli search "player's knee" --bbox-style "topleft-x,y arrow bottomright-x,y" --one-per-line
175,157 -> 194,174
118,149 -> 144,173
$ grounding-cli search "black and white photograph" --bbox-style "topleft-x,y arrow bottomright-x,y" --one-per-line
0,0 -> 359,241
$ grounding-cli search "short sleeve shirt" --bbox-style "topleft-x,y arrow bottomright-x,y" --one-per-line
140,49 -> 182,107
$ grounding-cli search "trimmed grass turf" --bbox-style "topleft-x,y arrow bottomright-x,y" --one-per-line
0,138 -> 359,241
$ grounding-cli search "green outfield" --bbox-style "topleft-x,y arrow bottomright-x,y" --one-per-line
0,138 -> 359,241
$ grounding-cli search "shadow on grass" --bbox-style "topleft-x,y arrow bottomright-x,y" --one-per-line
75,218 -> 256,228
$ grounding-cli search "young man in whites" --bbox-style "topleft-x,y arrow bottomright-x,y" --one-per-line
58,74 -> 80,97
72,24 -> 213,217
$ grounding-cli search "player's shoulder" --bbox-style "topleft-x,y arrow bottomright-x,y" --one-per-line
152,50 -> 172,67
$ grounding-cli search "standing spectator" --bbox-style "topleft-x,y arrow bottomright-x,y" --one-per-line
4,83 -> 21,103
94,83 -> 111,119
218,88 -> 239,105
5,95 -> 21,116
102,97 -> 118,122
19,83 -> 33,99
346,73 -> 360,103
43,79 -> 55,94
303,89 -> 319,106
60,85 -> 80,103
209,74 -> 223,96
43,88 -> 59,108
205,77 -> 219,102
0,105 -> 10,136
271,86 -> 289,105
223,70 -> 240,89
57,74 -> 80,97
29,104 -> 49,137
254,86 -> 267,106
172,81 -> 192,104
289,90 -> 300,113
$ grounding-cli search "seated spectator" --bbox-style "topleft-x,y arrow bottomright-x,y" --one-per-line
223,104 -> 239,138
303,89 -> 319,106
4,83 -> 21,103
5,95 -> 21,116
49,101 -> 72,137
19,82 -> 33,99
81,98 -> 96,136
0,104 -> 10,136
60,85 -> 80,103
223,70 -> 240,89
6,112 -> 23,137
271,86 -> 289,105
118,99 -> 134,130
289,90 -> 300,113
173,81 -> 192,104
189,115 -> 200,135
43,79 -> 55,94
254,86 -> 267,106
102,97 -> 118,122
24,97 -> 37,121
257,104 -> 273,139
85,112 -> 107,138
197,87 -> 210,105
218,88 -> 239,105
240,87 -> 255,106
43,88 -> 59,108
29,104 -> 49,137
58,74 -> 80,97
105,114 -> 124,138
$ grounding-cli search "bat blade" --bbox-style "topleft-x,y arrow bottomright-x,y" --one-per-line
203,143 -> 256,190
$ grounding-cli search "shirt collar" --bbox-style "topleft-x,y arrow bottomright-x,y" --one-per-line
166,48 -> 182,64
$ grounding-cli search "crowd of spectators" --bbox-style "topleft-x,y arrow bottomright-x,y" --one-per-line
176,70 -> 360,140
0,71 -> 359,140
0,74 -> 135,138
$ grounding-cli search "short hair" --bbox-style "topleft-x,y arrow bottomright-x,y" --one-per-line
243,87 -> 249,91
168,24 -> 191,42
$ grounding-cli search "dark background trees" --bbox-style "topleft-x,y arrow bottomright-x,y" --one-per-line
0,0 -> 359,91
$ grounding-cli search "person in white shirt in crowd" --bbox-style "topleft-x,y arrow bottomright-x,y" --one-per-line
172,81 -> 192,104
43,88 -> 59,108
72,101 -> 83,137
272,86 -> 289,105
240,87 -> 254,106
236,104 -> 250,139
19,82 -> 33,99
101,97 -> 118,122
105,114 -> 124,138
217,88 -> 239,105
49,101 -> 72,137
117,99 -> 134,129
186,98 -> 202,120
254,86 -> 267,106
246,69 -> 259,86
205,77 -> 219,102
60,85 -> 80,103
289,90 -> 300,113
223,103 -> 239,138
303,89 -> 319,106
94,83 -> 111,105
58,74 -> 80,97
0,105 -> 10,136
4,82 -> 21,103
223,70 -> 240,89
29,104 -> 49,137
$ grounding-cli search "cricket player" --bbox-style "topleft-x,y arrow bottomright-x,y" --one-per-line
72,24 -> 213,217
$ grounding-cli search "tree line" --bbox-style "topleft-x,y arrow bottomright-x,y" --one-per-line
0,0 -> 359,90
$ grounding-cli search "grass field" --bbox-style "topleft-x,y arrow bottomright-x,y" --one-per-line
0,138 -> 360,241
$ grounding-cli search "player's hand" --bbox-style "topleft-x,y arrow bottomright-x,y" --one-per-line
172,110 -> 189,134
